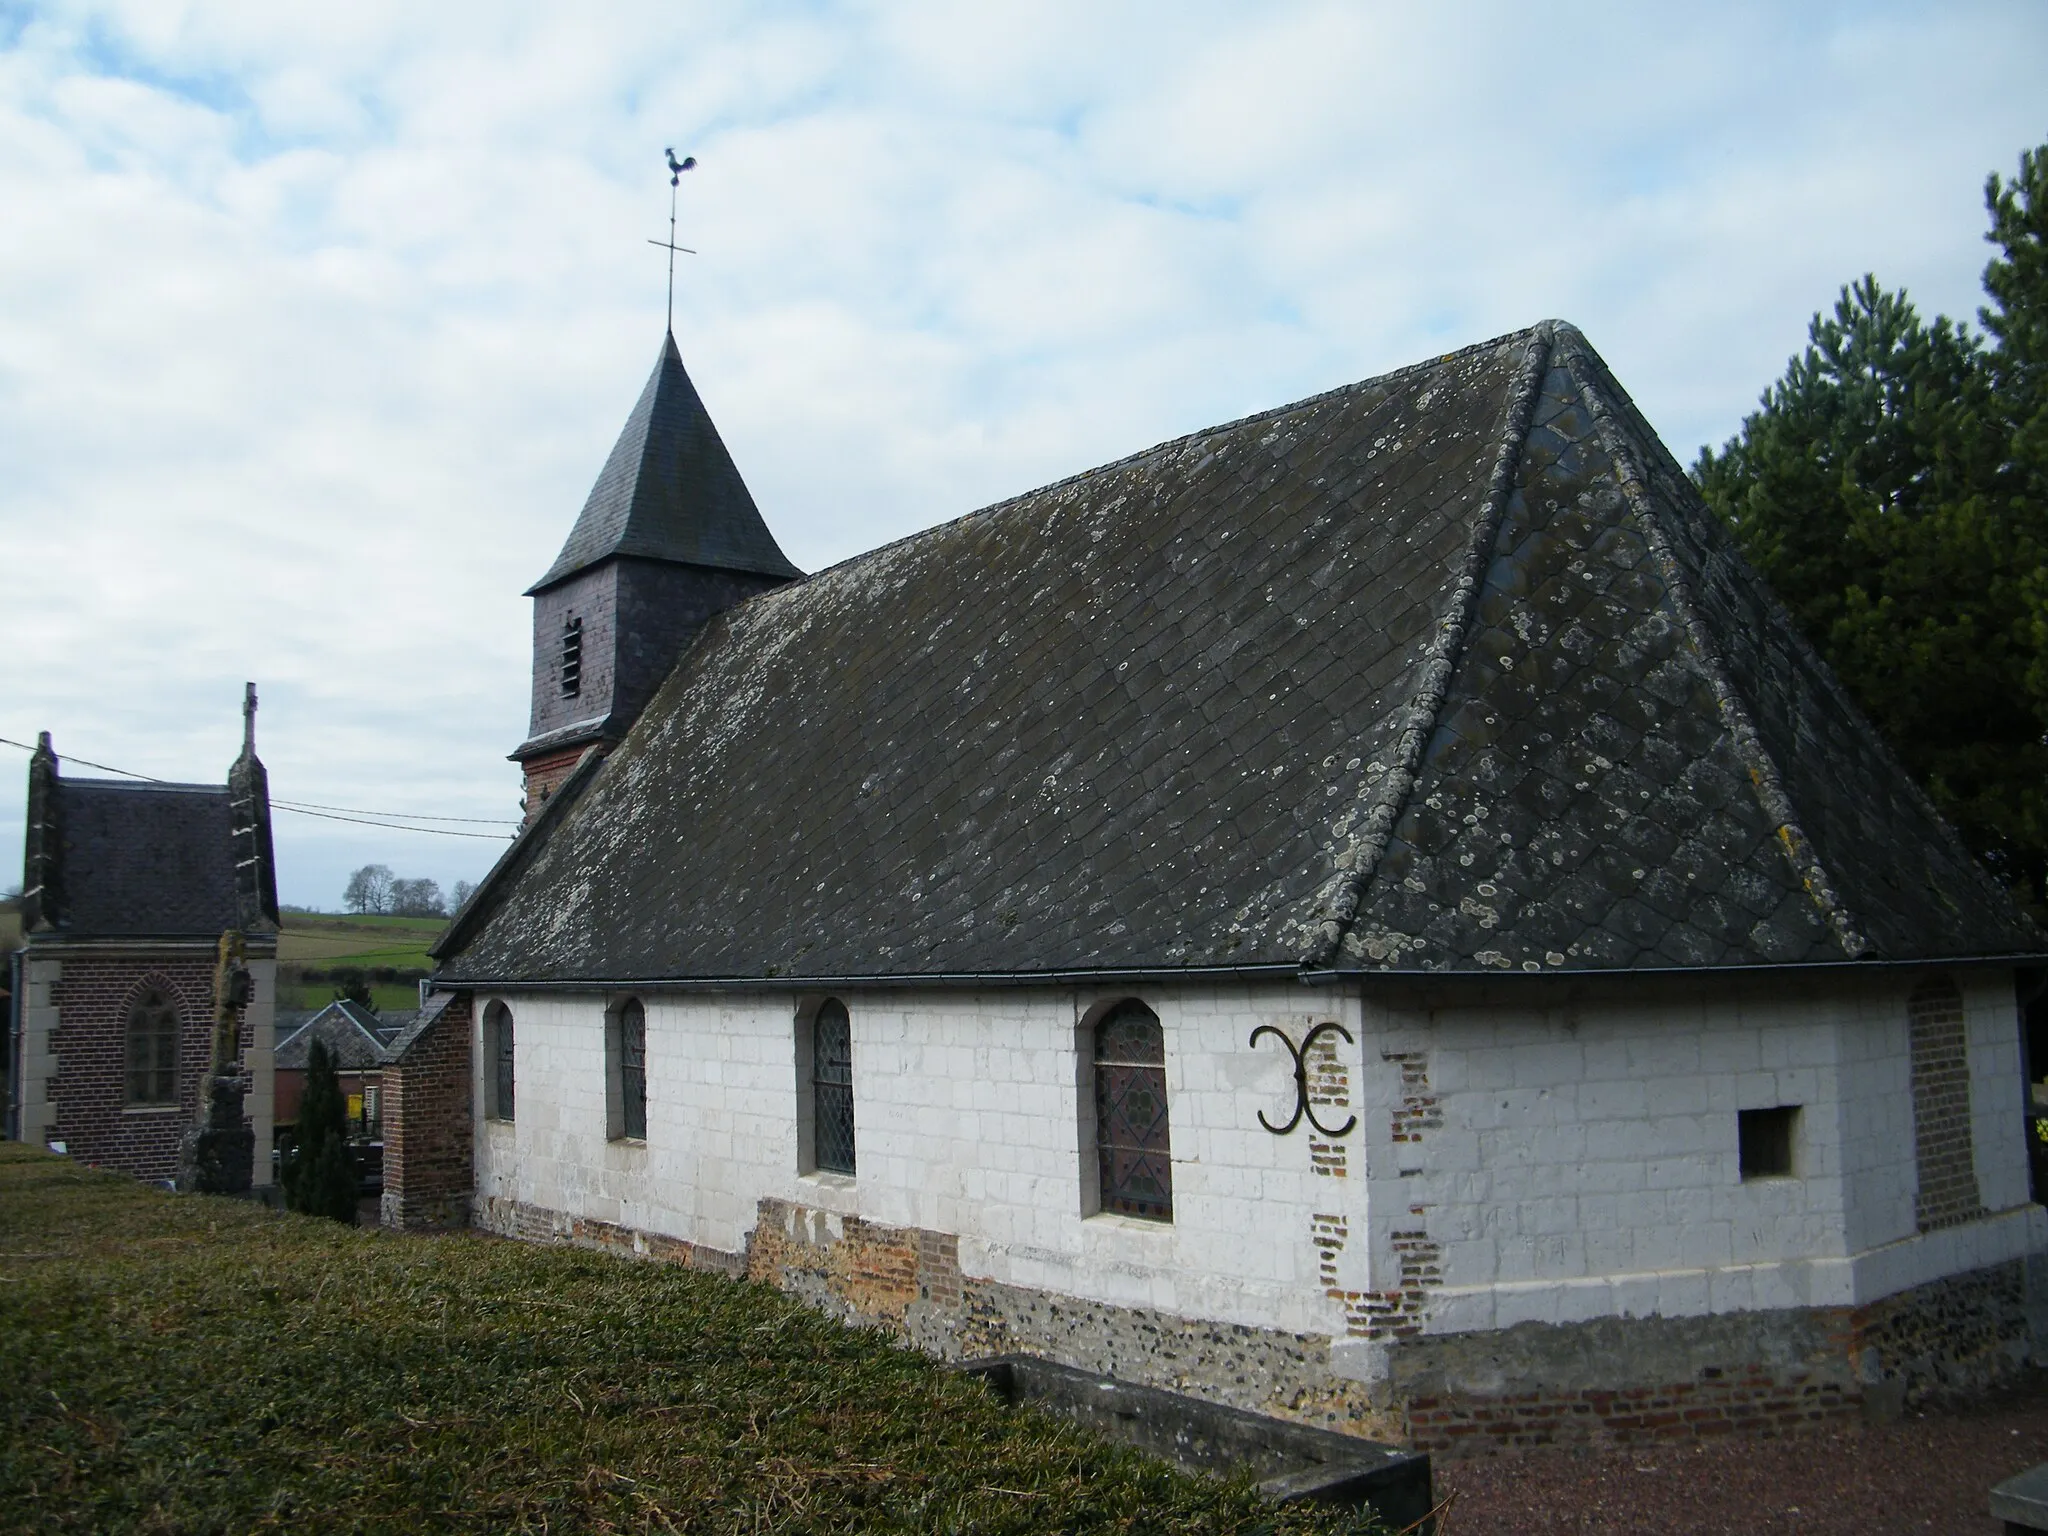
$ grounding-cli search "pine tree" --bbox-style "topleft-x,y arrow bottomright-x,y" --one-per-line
285,1039 -> 359,1225
1694,142 -> 2048,908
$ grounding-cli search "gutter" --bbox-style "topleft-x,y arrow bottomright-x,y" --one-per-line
433,950 -> 2048,996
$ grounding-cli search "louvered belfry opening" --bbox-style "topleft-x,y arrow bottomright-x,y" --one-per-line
560,616 -> 584,698
125,987 -> 179,1105
618,998 -> 647,1141
1094,1001 -> 1172,1221
812,999 -> 856,1175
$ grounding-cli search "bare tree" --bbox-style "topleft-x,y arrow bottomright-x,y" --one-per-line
342,864 -> 394,915
452,879 -> 477,910
389,878 -> 446,917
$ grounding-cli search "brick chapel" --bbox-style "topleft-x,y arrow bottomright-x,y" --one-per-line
7,693 -> 280,1183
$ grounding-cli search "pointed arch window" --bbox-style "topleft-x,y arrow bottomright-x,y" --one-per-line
812,999 -> 856,1175
609,998 -> 647,1142
1093,1001 -> 1172,1221
126,987 -> 180,1106
560,616 -> 584,698
485,1001 -> 515,1122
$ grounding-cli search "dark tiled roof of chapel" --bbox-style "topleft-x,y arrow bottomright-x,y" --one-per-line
441,322 -> 2041,984
54,780 -> 239,938
528,332 -> 801,593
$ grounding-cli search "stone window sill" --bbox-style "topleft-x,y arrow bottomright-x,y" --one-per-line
121,1104 -> 183,1114
1083,1211 -> 1175,1234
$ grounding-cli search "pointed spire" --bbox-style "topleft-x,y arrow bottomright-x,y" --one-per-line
527,335 -> 800,594
228,681 -> 278,933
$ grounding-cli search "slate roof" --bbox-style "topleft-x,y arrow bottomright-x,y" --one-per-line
51,780 -> 240,939
528,332 -> 802,593
440,321 -> 2042,985
275,1000 -> 407,1071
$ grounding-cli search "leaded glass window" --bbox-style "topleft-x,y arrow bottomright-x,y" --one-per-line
812,999 -> 856,1175
126,987 -> 179,1105
618,998 -> 647,1141
487,1002 -> 515,1122
1094,1001 -> 1171,1220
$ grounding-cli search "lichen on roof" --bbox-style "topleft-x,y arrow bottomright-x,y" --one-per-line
443,322 -> 2041,985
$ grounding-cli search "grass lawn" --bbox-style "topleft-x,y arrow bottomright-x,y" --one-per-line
0,1146 -> 1390,1535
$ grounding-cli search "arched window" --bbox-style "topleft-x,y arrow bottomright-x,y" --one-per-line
1093,1000 -> 1172,1221
609,998 -> 647,1141
126,987 -> 180,1106
485,1001 -> 515,1122
812,999 -> 856,1175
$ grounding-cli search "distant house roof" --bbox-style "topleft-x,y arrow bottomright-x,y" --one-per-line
527,332 -> 802,594
275,1000 -> 412,1071
440,321 -> 2042,986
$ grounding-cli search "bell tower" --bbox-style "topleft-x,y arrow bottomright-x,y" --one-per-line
513,332 -> 801,818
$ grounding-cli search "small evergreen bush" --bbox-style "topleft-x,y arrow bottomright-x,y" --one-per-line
284,1038 -> 358,1225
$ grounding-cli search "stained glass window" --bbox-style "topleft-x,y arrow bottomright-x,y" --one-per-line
813,999 -> 856,1175
618,998 -> 647,1141
1094,1001 -> 1171,1220
125,988 -> 179,1105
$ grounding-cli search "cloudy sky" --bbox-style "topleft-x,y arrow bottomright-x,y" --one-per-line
2,1 -> 2043,912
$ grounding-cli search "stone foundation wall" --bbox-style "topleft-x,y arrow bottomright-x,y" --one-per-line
468,1186 -> 2042,1459
1392,1259 -> 2032,1453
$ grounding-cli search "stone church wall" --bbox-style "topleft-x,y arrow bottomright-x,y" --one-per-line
457,969 -> 2043,1448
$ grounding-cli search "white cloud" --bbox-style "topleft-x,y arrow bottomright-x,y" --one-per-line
1,0 -> 2043,908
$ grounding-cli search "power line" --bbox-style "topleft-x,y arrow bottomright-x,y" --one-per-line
0,734 -> 517,841
270,798 -> 516,826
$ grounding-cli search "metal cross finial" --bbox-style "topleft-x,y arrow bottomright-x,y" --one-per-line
650,149 -> 698,334
242,681 -> 257,755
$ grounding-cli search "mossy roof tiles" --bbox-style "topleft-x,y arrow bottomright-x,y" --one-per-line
441,322 -> 2041,984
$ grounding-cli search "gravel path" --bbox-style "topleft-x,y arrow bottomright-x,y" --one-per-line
1432,1371 -> 2048,1534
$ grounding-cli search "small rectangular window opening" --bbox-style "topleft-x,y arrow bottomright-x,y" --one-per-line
560,616 -> 584,698
1739,1105 -> 1798,1180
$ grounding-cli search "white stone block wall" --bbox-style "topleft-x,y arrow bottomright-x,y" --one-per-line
1376,970 -> 2043,1337
472,982 -> 1371,1337
468,968 -> 2042,1347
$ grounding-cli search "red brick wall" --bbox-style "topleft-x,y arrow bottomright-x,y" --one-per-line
521,746 -> 594,826
380,993 -> 473,1230
48,954 -> 249,1184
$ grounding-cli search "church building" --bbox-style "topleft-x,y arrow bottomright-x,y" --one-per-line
390,320 -> 2048,1452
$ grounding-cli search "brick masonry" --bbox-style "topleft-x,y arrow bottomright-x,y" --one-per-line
28,949 -> 266,1184
380,992 -> 476,1230
1910,975 -> 1985,1232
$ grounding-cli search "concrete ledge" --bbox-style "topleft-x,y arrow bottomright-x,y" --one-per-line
1991,1462 -> 2048,1532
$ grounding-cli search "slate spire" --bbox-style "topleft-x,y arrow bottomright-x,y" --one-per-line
528,334 -> 799,594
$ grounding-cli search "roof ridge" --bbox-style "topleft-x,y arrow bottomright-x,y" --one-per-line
1296,324 -> 1558,967
1550,327 -> 1872,960
789,324 -> 1558,595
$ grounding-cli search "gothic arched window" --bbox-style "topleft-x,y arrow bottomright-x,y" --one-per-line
126,987 -> 180,1106
610,998 -> 647,1141
485,1001 -> 516,1122
812,999 -> 856,1175
1093,1000 -> 1172,1221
